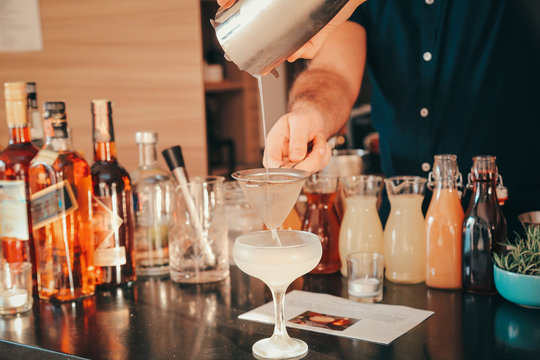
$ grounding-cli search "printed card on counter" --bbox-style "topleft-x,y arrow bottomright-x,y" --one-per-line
239,290 -> 434,345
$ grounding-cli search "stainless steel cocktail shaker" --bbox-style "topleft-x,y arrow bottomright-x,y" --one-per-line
212,0 -> 349,77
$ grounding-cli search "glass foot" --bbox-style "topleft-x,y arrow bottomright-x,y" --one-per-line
252,336 -> 308,360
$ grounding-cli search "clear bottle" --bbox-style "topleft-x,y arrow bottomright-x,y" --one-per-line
25,82 -> 44,149
384,176 -> 427,284
29,102 -> 95,301
338,175 -> 384,277
462,155 -> 506,294
0,82 -> 39,285
425,154 -> 464,289
132,131 -> 173,276
90,100 -> 135,287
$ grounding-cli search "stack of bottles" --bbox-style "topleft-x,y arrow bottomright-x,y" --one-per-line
0,82 -> 179,303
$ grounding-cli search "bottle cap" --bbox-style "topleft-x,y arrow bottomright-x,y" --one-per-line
91,99 -> 114,142
162,145 -> 185,171
4,82 -> 28,126
43,101 -> 66,121
135,131 -> 158,145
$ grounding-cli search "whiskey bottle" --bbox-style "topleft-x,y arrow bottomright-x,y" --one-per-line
90,100 -> 135,287
29,101 -> 95,301
26,82 -> 44,149
132,132 -> 173,276
0,82 -> 39,282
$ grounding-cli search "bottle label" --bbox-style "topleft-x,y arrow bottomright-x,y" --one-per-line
30,180 -> 79,230
31,149 -> 58,167
92,196 -> 125,266
0,180 -> 29,240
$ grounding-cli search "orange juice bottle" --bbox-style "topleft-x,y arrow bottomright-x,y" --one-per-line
425,154 -> 464,289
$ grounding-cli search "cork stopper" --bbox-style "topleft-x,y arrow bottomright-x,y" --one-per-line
91,99 -> 115,142
4,82 -> 29,127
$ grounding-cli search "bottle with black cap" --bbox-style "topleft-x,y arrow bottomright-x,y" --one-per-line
26,82 -> 44,148
29,101 -> 95,301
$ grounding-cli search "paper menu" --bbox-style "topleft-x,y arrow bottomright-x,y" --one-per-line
239,290 -> 434,345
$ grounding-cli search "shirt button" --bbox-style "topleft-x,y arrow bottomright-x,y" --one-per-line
423,52 -> 432,61
420,107 -> 429,117
426,0 -> 435,5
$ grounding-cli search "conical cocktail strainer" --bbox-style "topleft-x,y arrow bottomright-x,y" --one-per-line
231,168 -> 309,231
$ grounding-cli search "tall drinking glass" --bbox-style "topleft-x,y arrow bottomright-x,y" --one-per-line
233,230 -> 322,359
384,176 -> 427,284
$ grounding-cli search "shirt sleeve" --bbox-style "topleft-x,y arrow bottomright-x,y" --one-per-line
348,0 -> 371,31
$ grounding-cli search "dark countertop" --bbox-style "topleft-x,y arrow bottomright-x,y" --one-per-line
1,266 -> 539,360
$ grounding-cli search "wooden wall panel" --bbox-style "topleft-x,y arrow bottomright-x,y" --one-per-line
0,0 -> 207,175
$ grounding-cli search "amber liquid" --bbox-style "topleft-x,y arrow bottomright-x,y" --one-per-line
0,126 -> 39,285
462,179 -> 506,294
91,142 -> 135,287
302,192 -> 341,274
29,151 -> 96,301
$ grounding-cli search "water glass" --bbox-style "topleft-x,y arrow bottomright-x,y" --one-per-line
169,176 -> 229,283
347,252 -> 384,303
0,262 -> 33,315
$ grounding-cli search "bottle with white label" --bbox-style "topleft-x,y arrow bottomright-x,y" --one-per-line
90,100 -> 135,287
0,82 -> 39,286
29,102 -> 95,301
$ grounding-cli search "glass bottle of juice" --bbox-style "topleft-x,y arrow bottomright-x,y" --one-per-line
462,155 -> 506,294
0,82 -> 39,285
302,174 -> 341,274
132,131 -> 174,276
338,175 -> 384,276
425,154 -> 464,289
29,102 -> 95,301
384,176 -> 427,284
90,100 -> 135,287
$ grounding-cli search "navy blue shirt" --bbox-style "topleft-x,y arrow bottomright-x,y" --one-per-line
350,0 -> 540,232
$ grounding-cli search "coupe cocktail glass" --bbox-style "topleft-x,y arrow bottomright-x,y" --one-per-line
234,230 -> 322,359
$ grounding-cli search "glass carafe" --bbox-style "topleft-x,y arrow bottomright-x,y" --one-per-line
425,154 -> 464,289
462,155 -> 507,294
384,176 -> 427,284
302,174 -> 341,274
339,175 -> 384,277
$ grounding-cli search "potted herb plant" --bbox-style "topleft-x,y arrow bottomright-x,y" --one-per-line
493,225 -> 540,308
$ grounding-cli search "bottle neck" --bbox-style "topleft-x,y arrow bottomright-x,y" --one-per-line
9,124 -> 32,145
138,143 -> 158,168
45,124 -> 72,152
471,179 -> 498,203
94,141 -> 118,162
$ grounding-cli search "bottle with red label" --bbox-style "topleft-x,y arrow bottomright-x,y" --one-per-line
90,100 -> 135,287
462,155 -> 507,294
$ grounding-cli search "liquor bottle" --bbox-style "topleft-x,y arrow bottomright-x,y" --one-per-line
132,131 -> 173,276
425,154 -> 464,289
462,155 -> 507,294
26,82 -> 44,149
90,99 -> 135,287
0,82 -> 39,282
29,102 -> 95,301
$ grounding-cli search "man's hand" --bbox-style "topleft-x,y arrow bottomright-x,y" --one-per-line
217,0 -> 235,9
263,107 -> 332,173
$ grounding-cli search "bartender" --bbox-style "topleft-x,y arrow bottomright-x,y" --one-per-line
219,0 -> 540,234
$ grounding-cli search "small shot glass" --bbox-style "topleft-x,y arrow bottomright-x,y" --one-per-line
0,262 -> 33,316
347,252 -> 384,303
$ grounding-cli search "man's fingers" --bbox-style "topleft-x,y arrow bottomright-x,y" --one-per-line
287,112 -> 314,162
217,0 -> 236,9
293,133 -> 332,173
263,116 -> 291,168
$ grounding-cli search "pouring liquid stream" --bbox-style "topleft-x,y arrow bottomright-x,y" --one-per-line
256,75 -> 282,246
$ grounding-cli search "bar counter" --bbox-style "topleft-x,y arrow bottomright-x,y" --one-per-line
0,266 -> 539,360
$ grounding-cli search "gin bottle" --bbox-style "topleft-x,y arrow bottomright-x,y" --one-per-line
132,131 -> 173,276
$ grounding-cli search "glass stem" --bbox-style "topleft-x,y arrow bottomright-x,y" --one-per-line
271,287 -> 288,339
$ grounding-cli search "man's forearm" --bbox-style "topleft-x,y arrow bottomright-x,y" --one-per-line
288,68 -> 357,139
